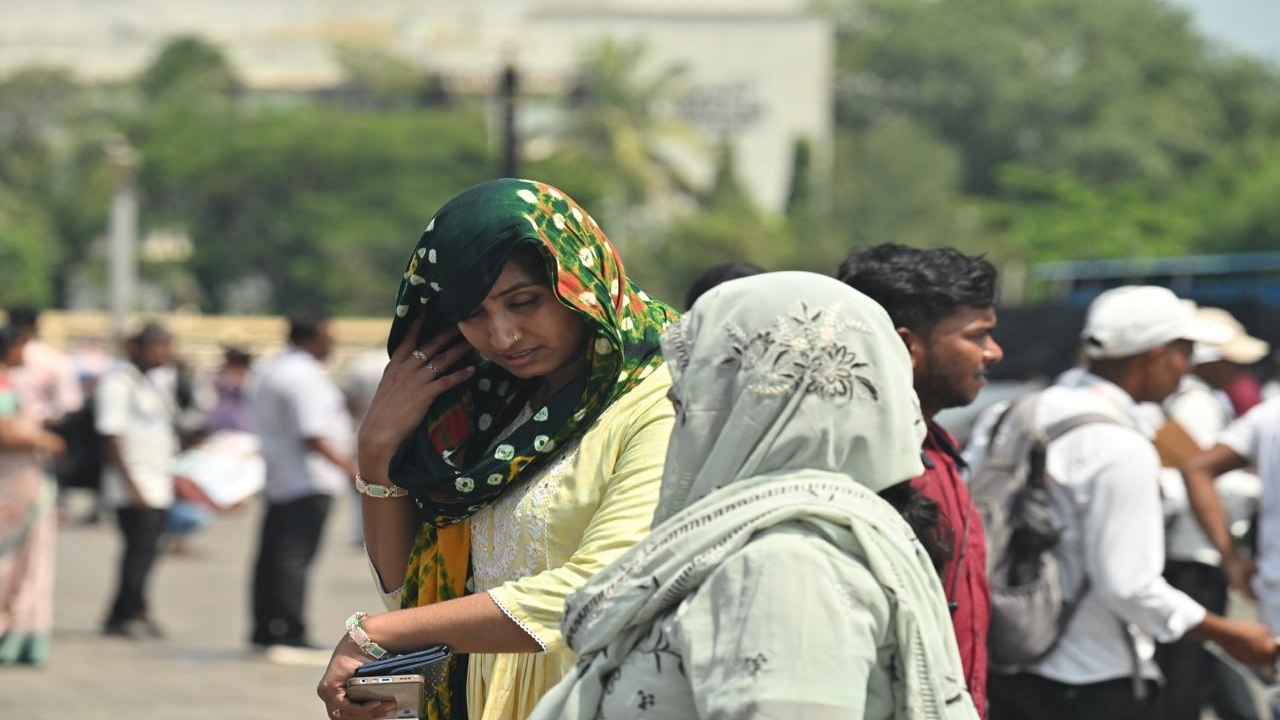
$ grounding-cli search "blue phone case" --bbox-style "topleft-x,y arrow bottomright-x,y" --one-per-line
353,644 -> 453,679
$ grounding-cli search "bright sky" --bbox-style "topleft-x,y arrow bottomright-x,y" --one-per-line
1164,0 -> 1280,63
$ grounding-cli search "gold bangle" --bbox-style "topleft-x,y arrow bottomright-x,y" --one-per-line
355,474 -> 409,499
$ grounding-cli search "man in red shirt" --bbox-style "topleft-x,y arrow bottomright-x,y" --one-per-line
839,243 -> 1001,718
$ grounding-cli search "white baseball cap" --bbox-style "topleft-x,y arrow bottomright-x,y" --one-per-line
1190,307 -> 1270,366
1081,286 -> 1232,360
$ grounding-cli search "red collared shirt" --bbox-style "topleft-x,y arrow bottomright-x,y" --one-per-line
915,421 -> 990,718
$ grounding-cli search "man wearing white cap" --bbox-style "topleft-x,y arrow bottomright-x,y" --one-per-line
1152,307 -> 1269,720
989,286 -> 1277,720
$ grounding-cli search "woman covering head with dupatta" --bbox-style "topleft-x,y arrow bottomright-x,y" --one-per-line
0,326 -> 65,666
317,179 -> 679,720
528,272 -> 979,720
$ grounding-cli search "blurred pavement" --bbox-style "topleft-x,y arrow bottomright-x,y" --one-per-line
6,489 -> 1260,720
4,490 -> 373,720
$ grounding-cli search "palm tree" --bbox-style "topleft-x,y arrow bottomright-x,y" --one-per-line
561,40 -> 700,214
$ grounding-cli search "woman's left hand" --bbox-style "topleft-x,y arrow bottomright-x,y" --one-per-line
317,635 -> 398,720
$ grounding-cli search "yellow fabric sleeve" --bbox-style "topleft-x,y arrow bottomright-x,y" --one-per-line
487,371 -> 673,652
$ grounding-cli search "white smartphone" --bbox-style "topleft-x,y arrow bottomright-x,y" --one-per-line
345,674 -> 425,719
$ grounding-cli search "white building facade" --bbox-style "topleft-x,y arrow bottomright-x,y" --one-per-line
0,0 -> 832,212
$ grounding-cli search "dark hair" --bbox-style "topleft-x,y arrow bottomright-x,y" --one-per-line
130,321 -> 173,346
837,244 -> 998,334
685,262 -> 765,310
507,244 -> 551,285
0,325 -> 16,357
6,304 -> 38,330
223,346 -> 252,367
878,480 -> 953,573
288,311 -> 332,345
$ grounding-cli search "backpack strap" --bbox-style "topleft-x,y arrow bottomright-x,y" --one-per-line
1041,412 -> 1123,442
1038,408 -> 1149,700
987,391 -> 1041,449
1018,411 -> 1119,497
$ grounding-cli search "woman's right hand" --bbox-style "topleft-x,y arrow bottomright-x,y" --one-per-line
357,314 -> 476,473
317,635 -> 399,720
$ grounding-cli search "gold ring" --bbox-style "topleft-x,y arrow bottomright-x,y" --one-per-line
411,349 -> 430,363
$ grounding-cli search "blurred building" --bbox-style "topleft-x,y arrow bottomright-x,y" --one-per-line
0,0 -> 832,212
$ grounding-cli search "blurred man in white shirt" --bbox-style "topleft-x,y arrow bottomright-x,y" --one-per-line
248,312 -> 356,653
1185,389 -> 1280,636
97,322 -> 177,639
1152,307 -> 1268,720
989,287 -> 1277,720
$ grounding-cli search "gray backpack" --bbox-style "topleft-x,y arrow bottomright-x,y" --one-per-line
968,391 -> 1118,669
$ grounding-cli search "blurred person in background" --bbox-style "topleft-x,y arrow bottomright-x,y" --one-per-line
1223,363 -> 1263,419
1260,353 -> 1280,403
682,260 -> 763,310
148,358 -> 207,450
839,243 -> 1001,717
529,273 -> 977,720
205,347 -> 253,434
0,325 -> 66,666
6,304 -> 83,429
1149,308 -> 1269,720
249,312 -> 356,656
7,305 -> 84,523
316,178 -> 677,720
162,346 -> 257,555
1183,385 -> 1280,642
986,286 -> 1276,720
57,346 -> 111,525
340,348 -> 394,547
97,322 -> 178,640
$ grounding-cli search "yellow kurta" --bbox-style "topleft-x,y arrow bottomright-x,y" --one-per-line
465,366 -> 673,720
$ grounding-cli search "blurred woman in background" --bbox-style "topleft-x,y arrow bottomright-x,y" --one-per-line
0,325 -> 65,666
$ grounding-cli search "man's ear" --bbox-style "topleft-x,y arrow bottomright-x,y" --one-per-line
897,326 -> 926,370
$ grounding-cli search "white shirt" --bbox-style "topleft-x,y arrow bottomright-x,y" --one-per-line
1218,397 -> 1280,581
250,347 -> 354,503
94,361 -> 178,509
1030,372 -> 1206,685
1157,376 -> 1260,566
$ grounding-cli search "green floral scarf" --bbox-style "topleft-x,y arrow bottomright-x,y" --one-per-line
385,178 -> 678,718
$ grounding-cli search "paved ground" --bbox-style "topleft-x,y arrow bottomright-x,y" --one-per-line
5,490 -> 1269,719
4,490 -> 374,720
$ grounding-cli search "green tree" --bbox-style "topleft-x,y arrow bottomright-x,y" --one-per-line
785,137 -> 815,225
628,143 -> 793,305
139,36 -> 238,102
832,0 -> 1266,193
137,105 -> 495,314
819,120 -> 983,270
992,165 -> 1197,262
333,45 -> 448,109
0,67 -> 115,306
1181,137 -> 1280,254
0,187 -> 59,306
558,40 -> 697,211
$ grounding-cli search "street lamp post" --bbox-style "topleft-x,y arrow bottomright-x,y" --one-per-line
105,135 -> 139,342
500,62 -> 520,178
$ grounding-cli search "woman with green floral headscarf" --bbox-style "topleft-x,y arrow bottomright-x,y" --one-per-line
317,179 -> 679,720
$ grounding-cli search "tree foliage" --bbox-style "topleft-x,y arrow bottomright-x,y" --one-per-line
4,8 -> 1280,314
136,104 -> 495,314
558,40 -> 698,210
827,0 -> 1280,274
